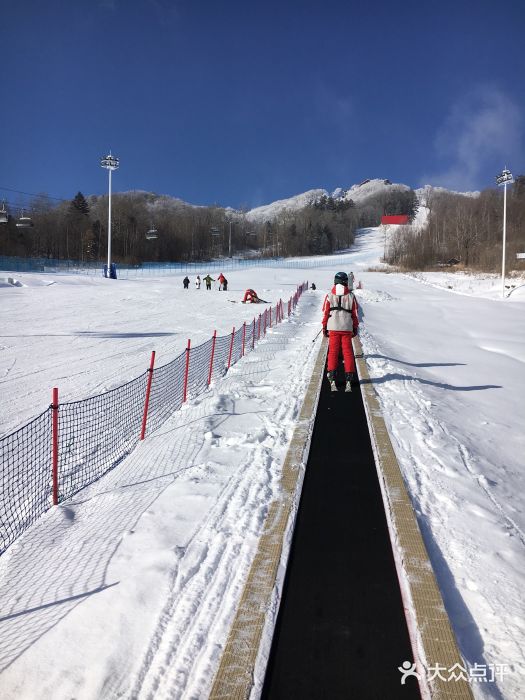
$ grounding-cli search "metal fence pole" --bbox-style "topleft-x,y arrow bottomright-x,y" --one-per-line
140,351 -> 156,440
51,387 -> 59,505
227,327 -> 235,369
208,330 -> 217,385
183,339 -> 191,402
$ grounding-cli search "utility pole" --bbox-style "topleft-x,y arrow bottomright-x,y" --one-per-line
496,167 -> 514,298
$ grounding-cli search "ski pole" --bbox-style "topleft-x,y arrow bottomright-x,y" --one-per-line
312,328 -> 323,342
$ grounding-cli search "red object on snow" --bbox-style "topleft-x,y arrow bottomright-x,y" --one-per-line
52,387 -> 59,505
381,214 -> 409,225
242,289 -> 258,303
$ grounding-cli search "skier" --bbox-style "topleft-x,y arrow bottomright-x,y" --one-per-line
222,276 -> 228,291
347,271 -> 355,291
195,275 -> 201,289
183,276 -> 190,289
242,288 -> 260,303
218,273 -> 226,290
321,271 -> 359,392
203,274 -> 215,290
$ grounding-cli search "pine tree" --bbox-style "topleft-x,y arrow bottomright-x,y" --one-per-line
70,192 -> 90,216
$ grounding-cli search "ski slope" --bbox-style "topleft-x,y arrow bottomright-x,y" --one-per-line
1,232 -> 524,699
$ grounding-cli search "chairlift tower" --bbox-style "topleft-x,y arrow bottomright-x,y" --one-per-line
100,152 -> 119,277
496,167 -> 514,298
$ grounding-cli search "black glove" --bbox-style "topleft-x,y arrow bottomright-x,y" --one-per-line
353,327 -> 358,337
323,327 -> 329,337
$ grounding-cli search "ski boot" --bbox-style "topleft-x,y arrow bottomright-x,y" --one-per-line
327,370 -> 337,392
345,372 -> 354,393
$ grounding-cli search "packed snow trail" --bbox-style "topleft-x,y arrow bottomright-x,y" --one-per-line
0,290 -> 321,700
356,277 -> 525,700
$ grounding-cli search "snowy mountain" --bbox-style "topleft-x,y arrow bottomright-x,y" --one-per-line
245,178 -> 411,224
91,179 -> 477,226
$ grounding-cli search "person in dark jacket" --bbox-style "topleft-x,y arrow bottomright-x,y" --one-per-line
321,271 -> 359,391
203,274 -> 215,290
183,276 -> 190,289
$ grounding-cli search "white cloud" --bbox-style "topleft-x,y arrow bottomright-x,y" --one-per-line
421,86 -> 524,190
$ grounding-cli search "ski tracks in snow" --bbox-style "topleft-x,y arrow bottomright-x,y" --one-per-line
123,294 -> 321,699
359,327 -> 525,697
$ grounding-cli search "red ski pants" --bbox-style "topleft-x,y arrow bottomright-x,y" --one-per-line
327,331 -> 355,373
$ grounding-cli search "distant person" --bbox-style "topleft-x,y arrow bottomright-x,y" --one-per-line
195,275 -> 201,289
321,271 -> 359,392
347,271 -> 355,291
183,276 -> 190,289
311,283 -> 316,290
242,288 -> 262,303
222,277 -> 228,291
218,273 -> 226,290
203,274 -> 215,290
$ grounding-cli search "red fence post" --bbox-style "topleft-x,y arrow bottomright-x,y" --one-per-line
263,309 -> 267,335
183,339 -> 191,402
258,314 -> 261,340
269,306 -> 272,328
51,387 -> 59,506
252,318 -> 256,349
242,322 -> 246,356
227,326 -> 235,369
140,351 -> 156,440
208,330 -> 217,385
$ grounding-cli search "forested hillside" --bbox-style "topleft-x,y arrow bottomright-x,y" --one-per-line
386,178 -> 525,271
0,181 -> 418,263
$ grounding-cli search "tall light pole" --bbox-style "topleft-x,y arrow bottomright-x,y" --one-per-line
100,152 -> 119,277
496,167 -> 513,298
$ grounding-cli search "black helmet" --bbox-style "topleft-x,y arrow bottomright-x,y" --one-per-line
334,271 -> 348,285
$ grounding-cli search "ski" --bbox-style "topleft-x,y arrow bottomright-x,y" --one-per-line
228,299 -> 270,304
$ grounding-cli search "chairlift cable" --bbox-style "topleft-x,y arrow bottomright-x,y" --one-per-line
0,186 -> 67,202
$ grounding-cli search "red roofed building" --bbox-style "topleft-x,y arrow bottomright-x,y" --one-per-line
381,214 -> 409,225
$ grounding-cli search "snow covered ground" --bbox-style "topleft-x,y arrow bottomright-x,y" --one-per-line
0,228 -> 524,699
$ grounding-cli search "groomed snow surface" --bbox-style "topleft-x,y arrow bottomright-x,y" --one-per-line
1,229 -> 524,699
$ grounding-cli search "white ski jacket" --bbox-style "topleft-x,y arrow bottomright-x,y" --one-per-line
322,284 -> 359,332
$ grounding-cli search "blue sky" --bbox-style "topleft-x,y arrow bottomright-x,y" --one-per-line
1,0 -> 524,210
